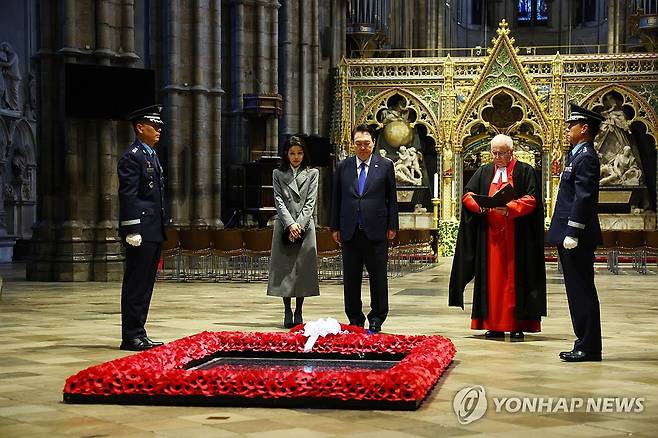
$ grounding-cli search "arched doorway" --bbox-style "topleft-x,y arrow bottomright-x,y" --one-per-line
459,89 -> 546,203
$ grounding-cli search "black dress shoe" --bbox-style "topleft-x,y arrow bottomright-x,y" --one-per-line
142,336 -> 164,347
120,337 -> 157,351
560,350 -> 602,362
484,330 -> 504,339
510,331 -> 524,340
283,309 -> 294,328
293,313 -> 303,325
368,324 -> 381,333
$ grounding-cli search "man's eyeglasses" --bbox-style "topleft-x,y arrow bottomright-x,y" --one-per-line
490,151 -> 510,158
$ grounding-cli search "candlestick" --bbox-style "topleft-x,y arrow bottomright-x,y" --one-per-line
432,197 -> 439,229
433,173 -> 439,198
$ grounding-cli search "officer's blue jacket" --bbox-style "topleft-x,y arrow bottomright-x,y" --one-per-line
547,141 -> 602,248
118,140 -> 166,242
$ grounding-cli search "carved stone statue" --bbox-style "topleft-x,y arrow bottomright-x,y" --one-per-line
413,203 -> 427,213
407,147 -> 423,181
600,145 -> 642,186
394,145 -> 422,186
382,100 -> 409,124
442,146 -> 453,176
382,99 -> 414,147
11,143 -> 27,183
0,42 -> 22,111
595,93 -> 643,185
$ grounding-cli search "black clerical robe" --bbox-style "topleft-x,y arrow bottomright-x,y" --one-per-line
448,160 -> 547,322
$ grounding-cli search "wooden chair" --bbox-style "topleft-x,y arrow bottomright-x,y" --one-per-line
387,233 -> 402,278
243,228 -> 273,281
316,228 -> 341,281
211,229 -> 245,281
396,229 -> 416,274
158,227 -> 181,281
179,228 -> 212,281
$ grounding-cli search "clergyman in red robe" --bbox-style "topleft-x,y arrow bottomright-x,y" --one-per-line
449,134 -> 547,340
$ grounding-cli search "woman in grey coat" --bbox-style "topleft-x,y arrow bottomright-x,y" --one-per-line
267,135 -> 320,328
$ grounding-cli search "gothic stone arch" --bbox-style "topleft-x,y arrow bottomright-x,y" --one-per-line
354,87 -> 441,149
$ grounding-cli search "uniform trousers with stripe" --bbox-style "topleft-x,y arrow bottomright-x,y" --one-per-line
558,244 -> 602,353
121,241 -> 162,340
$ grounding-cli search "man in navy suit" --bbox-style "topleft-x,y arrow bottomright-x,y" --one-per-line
547,103 -> 605,362
117,105 -> 167,351
331,124 -> 399,333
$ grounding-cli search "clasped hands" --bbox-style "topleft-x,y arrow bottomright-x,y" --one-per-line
288,223 -> 302,241
480,206 -> 508,216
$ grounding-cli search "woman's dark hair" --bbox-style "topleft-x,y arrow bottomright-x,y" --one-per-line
279,135 -> 311,171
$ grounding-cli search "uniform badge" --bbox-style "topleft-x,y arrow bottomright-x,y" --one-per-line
131,147 -> 138,153
148,181 -> 155,189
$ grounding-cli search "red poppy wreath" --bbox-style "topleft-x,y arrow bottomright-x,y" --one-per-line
64,324 -> 455,410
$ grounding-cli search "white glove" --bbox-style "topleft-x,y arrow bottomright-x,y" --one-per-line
563,236 -> 578,249
126,233 -> 142,247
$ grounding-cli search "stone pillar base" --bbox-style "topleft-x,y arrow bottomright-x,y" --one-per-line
27,238 -> 126,281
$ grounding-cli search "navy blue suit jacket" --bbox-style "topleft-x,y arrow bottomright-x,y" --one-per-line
330,154 -> 399,241
117,140 -> 167,242
547,141 -> 602,248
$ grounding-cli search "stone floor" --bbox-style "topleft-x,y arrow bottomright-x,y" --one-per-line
0,259 -> 657,437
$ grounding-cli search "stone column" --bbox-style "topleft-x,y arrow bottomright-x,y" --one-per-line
310,0 -> 319,134
96,0 -> 113,62
300,0 -> 310,133
608,0 -> 628,53
229,0 -> 247,164
210,0 -> 224,228
93,119 -> 123,281
28,0 -> 139,280
27,0 -> 56,280
89,0 -> 123,280
437,0 -> 445,51
267,0 -> 280,150
191,0 -> 212,227
163,1 -> 189,227
330,0 -> 346,68
282,0 -> 295,134
120,0 -> 140,61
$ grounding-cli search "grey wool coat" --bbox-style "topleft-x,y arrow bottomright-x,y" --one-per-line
267,167 -> 320,297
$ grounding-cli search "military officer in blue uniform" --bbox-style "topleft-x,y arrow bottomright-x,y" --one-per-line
118,105 -> 167,351
547,103 -> 605,362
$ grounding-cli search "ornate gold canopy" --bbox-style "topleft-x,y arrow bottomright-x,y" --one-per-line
331,19 -> 658,223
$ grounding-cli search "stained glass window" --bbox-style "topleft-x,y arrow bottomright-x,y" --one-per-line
517,0 -> 549,24
537,0 -> 548,21
518,0 -> 532,22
